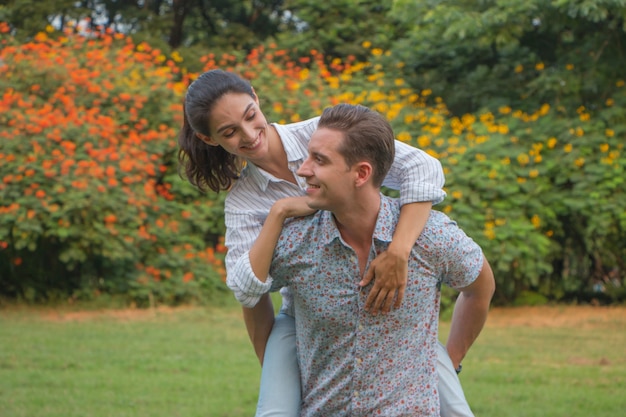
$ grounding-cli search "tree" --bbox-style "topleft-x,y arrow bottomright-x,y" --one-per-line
389,0 -> 626,114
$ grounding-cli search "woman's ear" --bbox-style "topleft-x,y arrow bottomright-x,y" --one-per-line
196,132 -> 219,147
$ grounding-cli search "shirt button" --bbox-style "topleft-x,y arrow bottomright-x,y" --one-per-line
354,391 -> 359,397
356,358 -> 363,364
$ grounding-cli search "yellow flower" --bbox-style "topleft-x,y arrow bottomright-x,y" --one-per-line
606,98 -> 614,107
579,113 -> 590,122
495,218 -> 507,226
417,135 -> 431,148
394,78 -> 404,86
498,106 -> 512,114
46,25 -> 55,33
501,157 -> 511,165
517,154 -> 530,166
514,64 -> 524,73
452,191 -> 463,200
170,51 -> 183,63
564,143 -> 573,153
600,143 -> 609,152
396,132 -> 411,143
574,157 -> 585,167
517,177 -> 527,183
488,169 -> 497,179
421,89 -> 432,96
475,153 -> 487,162
372,48 -> 383,56
575,127 -> 584,136
535,62 -> 545,71
539,103 -> 551,116
498,124 -> 509,134
362,41 -> 372,48
617,80 -> 625,87
546,230 -> 554,237
443,205 -> 453,214
529,169 -> 539,178
534,155 -> 542,163
566,64 -> 574,70
484,229 -> 496,240
606,129 -> 615,137
531,214 -> 541,228
547,137 -> 557,149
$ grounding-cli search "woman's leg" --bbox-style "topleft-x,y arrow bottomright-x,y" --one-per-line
255,312 -> 301,417
437,341 -> 475,417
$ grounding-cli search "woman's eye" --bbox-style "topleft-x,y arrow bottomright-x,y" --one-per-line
246,111 -> 256,121
224,129 -> 235,137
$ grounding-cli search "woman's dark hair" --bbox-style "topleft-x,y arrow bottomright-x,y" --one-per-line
177,70 -> 255,192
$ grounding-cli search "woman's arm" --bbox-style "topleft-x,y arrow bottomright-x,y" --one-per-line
360,201 -> 432,313
362,141 -> 446,314
226,197 -> 314,362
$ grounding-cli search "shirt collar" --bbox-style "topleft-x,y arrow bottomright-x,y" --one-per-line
318,194 -> 399,247
240,123 -> 309,192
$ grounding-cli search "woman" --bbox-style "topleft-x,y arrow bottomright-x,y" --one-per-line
178,70 -> 471,416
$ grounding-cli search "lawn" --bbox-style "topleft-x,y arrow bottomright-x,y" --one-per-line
1,300 -> 625,417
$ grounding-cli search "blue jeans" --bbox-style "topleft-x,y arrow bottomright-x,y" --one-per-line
255,312 -> 301,417
255,312 -> 474,417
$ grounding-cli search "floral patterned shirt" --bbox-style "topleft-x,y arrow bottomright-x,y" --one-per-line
233,196 -> 483,416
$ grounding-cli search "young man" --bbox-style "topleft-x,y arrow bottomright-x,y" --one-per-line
230,104 -> 496,416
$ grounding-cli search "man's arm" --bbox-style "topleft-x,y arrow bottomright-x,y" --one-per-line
446,256 -> 496,369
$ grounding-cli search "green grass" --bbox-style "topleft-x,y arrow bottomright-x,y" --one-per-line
1,301 -> 625,417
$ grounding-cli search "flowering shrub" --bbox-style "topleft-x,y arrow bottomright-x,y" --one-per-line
0,26 -> 226,304
192,41 -> 626,303
1,25 -> 623,305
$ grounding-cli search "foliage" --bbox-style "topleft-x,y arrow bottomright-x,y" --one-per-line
389,0 -> 626,115
1,18 -> 624,305
274,0 -> 397,61
0,25 -> 227,304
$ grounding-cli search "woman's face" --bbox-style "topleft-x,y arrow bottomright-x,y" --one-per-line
199,92 -> 270,161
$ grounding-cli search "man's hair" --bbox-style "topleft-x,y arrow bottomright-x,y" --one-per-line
318,104 -> 395,187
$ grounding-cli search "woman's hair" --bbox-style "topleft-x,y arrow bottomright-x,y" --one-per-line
318,104 -> 395,187
178,70 -> 255,192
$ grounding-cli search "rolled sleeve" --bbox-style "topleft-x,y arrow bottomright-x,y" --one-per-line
383,140 -> 447,206
226,250 -> 274,308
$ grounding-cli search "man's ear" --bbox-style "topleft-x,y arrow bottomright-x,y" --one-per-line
195,132 -> 219,147
354,162 -> 373,188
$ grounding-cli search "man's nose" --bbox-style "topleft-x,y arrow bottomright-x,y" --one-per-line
297,159 -> 311,177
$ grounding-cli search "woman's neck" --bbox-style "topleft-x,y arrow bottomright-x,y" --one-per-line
255,124 -> 297,184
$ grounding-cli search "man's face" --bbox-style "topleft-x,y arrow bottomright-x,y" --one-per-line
297,127 -> 354,212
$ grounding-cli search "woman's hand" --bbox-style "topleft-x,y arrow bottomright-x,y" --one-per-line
360,246 -> 408,314
271,196 -> 316,220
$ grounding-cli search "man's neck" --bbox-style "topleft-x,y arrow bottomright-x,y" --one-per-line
333,191 -> 381,275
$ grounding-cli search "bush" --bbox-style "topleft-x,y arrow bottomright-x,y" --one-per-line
0,26 -> 227,304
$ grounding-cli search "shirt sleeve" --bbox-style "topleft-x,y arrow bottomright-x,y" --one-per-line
382,140 -> 447,206
436,216 -> 484,289
227,249 -> 276,308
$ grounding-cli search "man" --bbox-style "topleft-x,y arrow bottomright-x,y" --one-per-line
232,104 -> 496,416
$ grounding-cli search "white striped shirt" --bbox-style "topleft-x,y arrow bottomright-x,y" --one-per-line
224,116 -> 446,313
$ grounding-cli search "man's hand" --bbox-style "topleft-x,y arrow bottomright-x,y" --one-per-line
360,247 -> 408,314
